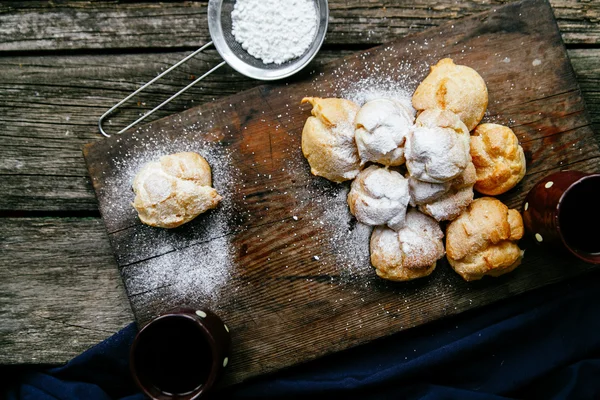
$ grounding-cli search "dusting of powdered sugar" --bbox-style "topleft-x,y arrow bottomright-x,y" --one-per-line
308,47 -> 434,110
97,124 -> 242,307
231,0 -> 318,65
124,235 -> 234,306
305,184 -> 374,281
340,75 -> 415,112
271,139 -> 373,283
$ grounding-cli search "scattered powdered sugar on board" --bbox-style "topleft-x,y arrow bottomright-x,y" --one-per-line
323,187 -> 373,281
125,236 -> 233,307
274,141 -> 373,284
307,45 -> 438,108
301,183 -> 374,282
339,75 -> 415,112
98,125 -> 242,306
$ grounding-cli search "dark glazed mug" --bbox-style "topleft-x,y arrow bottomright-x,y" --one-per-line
522,171 -> 600,264
130,308 -> 231,400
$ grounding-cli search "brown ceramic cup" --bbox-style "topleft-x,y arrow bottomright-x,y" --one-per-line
522,170 -> 600,264
130,307 -> 231,400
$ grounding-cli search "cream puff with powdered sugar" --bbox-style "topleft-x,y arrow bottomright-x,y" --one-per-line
132,152 -> 222,229
347,165 -> 411,231
370,208 -> 445,281
301,97 -> 362,183
354,98 -> 415,166
405,109 -> 471,184
409,161 -> 476,222
412,58 -> 488,131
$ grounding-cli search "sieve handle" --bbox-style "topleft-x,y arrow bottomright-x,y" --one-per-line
98,41 -> 226,137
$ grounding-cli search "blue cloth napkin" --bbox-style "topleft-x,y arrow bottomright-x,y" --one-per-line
7,270 -> 600,400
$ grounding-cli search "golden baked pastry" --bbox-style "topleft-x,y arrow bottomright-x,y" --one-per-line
354,98 -> 414,166
410,162 -> 476,222
470,123 -> 526,195
412,58 -> 488,131
301,97 -> 362,183
347,165 -> 410,231
370,208 -> 445,281
446,197 -> 524,281
405,109 -> 471,183
132,152 -> 222,229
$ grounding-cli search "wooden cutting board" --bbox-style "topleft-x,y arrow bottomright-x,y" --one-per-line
84,0 -> 600,387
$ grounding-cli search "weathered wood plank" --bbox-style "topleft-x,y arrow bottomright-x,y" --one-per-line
0,175 -> 97,212
0,217 -> 133,364
570,48 -> 600,125
83,0 -> 600,385
0,0 -> 599,51
0,48 -> 598,212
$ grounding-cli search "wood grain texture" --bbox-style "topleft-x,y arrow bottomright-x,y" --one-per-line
0,0 -> 598,370
83,0 -> 600,386
0,218 -> 133,364
1,48 -> 599,212
0,0 -> 599,51
570,48 -> 600,126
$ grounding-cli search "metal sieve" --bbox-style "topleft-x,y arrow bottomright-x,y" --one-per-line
99,0 -> 329,137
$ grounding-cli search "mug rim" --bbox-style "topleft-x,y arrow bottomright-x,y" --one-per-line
555,173 -> 600,264
130,311 -> 220,400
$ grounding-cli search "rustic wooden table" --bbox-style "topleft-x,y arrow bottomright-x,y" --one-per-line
0,0 -> 598,366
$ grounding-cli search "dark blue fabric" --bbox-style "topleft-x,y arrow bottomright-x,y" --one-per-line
6,270 -> 600,400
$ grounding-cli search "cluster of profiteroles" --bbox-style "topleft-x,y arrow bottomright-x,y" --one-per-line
301,58 -> 528,282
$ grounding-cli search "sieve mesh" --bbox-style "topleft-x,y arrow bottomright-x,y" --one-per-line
209,0 -> 329,80
219,0 -> 286,70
